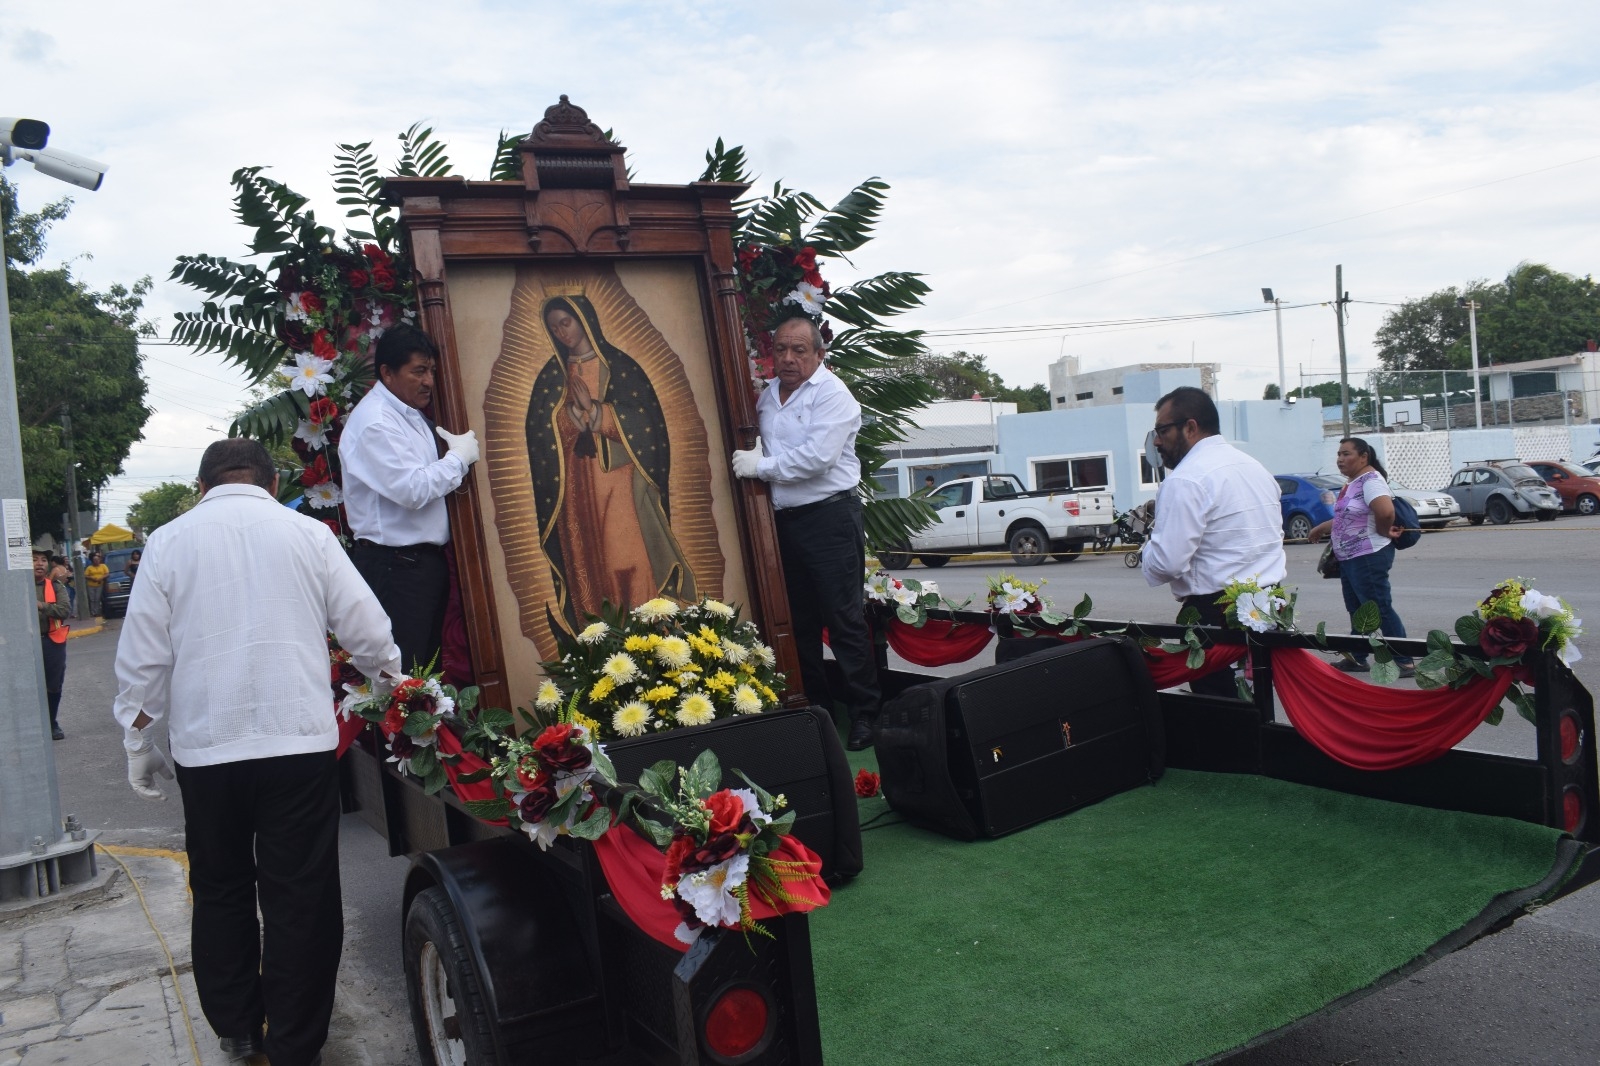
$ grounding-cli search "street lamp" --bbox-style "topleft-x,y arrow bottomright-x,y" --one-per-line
1262,288 -> 1286,402
0,118 -> 108,902
1456,296 -> 1483,429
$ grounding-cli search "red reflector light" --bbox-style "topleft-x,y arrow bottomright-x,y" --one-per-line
1562,787 -> 1584,835
704,986 -> 769,1060
1560,713 -> 1581,763
1063,500 -> 1080,516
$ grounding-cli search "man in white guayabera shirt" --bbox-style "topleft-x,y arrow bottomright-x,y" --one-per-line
731,315 -> 880,750
113,438 -> 401,1066
339,324 -> 479,674
1141,385 -> 1286,697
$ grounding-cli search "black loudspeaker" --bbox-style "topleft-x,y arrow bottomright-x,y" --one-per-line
875,637 -> 1164,840
606,705 -> 863,880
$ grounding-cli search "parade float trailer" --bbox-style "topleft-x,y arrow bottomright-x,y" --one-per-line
329,99 -> 1598,1064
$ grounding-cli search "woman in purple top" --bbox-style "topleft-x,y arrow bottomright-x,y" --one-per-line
1308,437 -> 1413,676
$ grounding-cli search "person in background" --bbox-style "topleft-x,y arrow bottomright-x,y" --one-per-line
49,555 -> 76,613
922,475 -> 936,493
126,548 -> 142,583
84,551 -> 108,618
113,438 -> 401,1066
34,548 -> 69,740
731,315 -> 880,749
1307,437 -> 1413,677
1140,386 -> 1286,697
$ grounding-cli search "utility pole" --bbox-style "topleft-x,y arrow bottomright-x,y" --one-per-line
1458,296 -> 1483,429
1262,288 -> 1287,401
60,409 -> 88,619
1334,265 -> 1351,438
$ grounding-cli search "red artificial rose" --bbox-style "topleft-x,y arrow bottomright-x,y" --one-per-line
1480,616 -> 1539,659
381,702 -> 407,738
301,291 -> 324,314
308,397 -> 340,425
793,247 -> 818,272
516,772 -> 559,823
300,455 -> 330,487
278,321 -> 311,351
689,831 -> 743,870
804,269 -> 825,289
371,262 -> 397,292
533,723 -> 593,774
348,268 -> 370,289
275,266 -> 301,294
662,834 -> 694,886
388,731 -> 417,761
312,330 -> 338,361
322,519 -> 342,537
362,242 -> 389,264
854,768 -> 881,799
704,790 -> 746,836
737,245 -> 760,270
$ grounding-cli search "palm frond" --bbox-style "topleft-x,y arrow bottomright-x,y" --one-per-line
826,272 -> 930,328
331,140 -> 395,250
699,138 -> 752,184
230,388 -> 309,446
804,179 -> 888,258
395,122 -> 454,177
862,496 -> 937,554
231,167 -> 325,254
489,130 -> 525,182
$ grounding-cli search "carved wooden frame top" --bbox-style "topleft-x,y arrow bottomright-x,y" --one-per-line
386,97 -> 799,715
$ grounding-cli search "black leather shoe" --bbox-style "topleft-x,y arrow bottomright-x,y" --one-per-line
51,725 -> 64,741
219,1032 -> 266,1063
846,717 -> 875,751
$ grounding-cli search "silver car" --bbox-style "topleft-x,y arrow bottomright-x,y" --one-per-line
1390,485 -> 1461,529
1442,461 -> 1562,525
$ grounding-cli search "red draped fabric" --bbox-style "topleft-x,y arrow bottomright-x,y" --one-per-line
592,823 -> 831,952
335,712 -> 366,759
1272,647 -> 1514,771
440,543 -> 474,688
436,728 -> 507,823
1143,644 -> 1247,689
883,617 -> 995,666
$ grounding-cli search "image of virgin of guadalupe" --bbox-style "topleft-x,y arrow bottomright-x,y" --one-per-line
525,292 -> 697,631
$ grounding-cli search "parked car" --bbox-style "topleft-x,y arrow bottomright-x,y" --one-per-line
879,473 -> 1115,567
99,547 -> 141,618
1526,460 -> 1600,516
1389,485 -> 1462,529
1275,474 -> 1340,541
1585,457 -> 1600,477
1441,461 -> 1561,525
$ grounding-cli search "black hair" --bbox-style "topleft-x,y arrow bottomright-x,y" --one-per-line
198,438 -> 276,491
1339,437 -> 1388,480
1155,385 -> 1220,435
374,324 -> 438,377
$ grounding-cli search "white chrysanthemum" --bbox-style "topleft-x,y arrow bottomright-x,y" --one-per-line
752,644 -> 776,668
613,701 -> 651,737
534,679 -> 563,710
783,281 -> 826,316
602,653 -> 639,684
721,640 -> 749,665
655,637 -> 693,668
294,418 -> 330,450
676,692 -> 716,727
287,351 -> 335,397
305,482 -> 343,509
634,598 -> 679,622
577,621 -> 610,644
701,599 -> 735,619
732,684 -> 763,715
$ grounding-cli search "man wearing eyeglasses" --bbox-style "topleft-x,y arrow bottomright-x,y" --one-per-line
1141,386 -> 1284,696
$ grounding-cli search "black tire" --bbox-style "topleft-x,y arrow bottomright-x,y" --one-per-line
1468,515 -> 1485,526
1536,507 -> 1558,522
1008,524 -> 1049,566
918,554 -> 949,568
1577,494 -> 1599,516
1124,550 -> 1141,569
1285,513 -> 1312,541
405,886 -> 500,1066
877,544 -> 913,570
1485,496 -> 1513,525
1050,542 -> 1084,564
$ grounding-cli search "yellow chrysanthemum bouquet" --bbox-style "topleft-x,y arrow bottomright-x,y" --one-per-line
535,598 -> 786,741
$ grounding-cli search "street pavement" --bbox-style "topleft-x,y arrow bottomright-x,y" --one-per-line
3,515 -> 1596,1064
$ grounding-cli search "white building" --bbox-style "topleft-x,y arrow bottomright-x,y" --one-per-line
1047,355 -> 1220,411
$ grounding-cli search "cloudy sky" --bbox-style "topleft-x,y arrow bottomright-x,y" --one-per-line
4,2 -> 1598,525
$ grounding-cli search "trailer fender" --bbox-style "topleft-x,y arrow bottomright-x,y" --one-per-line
403,839 -> 599,1030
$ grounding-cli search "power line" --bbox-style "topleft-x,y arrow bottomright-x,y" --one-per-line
920,301 -> 1324,339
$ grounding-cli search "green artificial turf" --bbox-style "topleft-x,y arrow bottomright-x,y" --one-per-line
810,765 -> 1566,1066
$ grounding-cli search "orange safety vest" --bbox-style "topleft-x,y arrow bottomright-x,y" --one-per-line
42,579 -> 68,644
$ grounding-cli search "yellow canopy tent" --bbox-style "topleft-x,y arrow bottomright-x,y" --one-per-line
88,523 -> 135,546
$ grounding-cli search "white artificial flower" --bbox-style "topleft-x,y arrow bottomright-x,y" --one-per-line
701,599 -> 735,619
1235,590 -> 1278,633
728,787 -> 772,828
732,684 -> 763,715
1519,590 -> 1564,620
676,852 -> 750,930
783,281 -> 826,316
285,291 -> 314,323
752,644 -> 776,668
535,679 -> 563,710
305,482 -> 343,509
294,418 -> 330,450
677,692 -> 716,727
721,640 -> 750,665
613,701 -> 651,737
634,598 -> 679,622
288,351 -> 335,397
921,581 -> 940,596
602,653 -> 639,684
655,637 -> 693,668
338,681 -> 372,721
577,621 -> 610,644
892,585 -> 917,606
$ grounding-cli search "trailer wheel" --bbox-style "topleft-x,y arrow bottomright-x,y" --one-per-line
877,543 -> 913,570
1049,542 -> 1083,563
1008,524 -> 1049,566
406,886 -> 499,1066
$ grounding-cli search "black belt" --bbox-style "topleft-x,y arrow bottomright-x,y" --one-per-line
774,490 -> 854,520
353,539 -> 444,554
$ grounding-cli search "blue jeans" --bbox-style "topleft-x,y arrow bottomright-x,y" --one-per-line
1339,544 -> 1411,664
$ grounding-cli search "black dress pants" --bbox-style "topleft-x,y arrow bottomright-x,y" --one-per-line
176,751 -> 342,1066
775,495 -> 880,721
38,635 -> 65,727
350,541 -> 448,675
1180,593 -> 1239,698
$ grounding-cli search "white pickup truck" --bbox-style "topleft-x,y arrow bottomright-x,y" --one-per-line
878,473 -> 1116,568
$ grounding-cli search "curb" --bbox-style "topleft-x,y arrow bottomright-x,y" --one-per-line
66,622 -> 105,639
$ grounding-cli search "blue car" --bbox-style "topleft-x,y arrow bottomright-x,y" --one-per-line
1275,473 -> 1341,541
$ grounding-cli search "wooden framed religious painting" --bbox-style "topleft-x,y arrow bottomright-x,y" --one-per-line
387,97 -> 798,715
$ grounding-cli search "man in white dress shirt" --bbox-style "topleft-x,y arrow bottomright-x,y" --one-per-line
113,438 -> 401,1066
732,316 -> 880,749
1142,385 -> 1286,696
339,325 -> 479,674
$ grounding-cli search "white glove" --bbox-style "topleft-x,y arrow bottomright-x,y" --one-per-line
370,671 -> 402,700
436,426 -> 481,466
124,727 -> 175,801
731,437 -> 765,479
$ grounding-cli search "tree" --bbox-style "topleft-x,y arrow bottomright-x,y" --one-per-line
1375,263 -> 1600,372
3,175 -> 153,537
1288,381 -> 1375,426
912,350 -> 1050,412
126,481 -> 198,535
1262,383 -> 1281,400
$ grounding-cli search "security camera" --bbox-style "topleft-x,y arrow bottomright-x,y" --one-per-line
7,145 -> 108,190
0,117 -> 49,151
